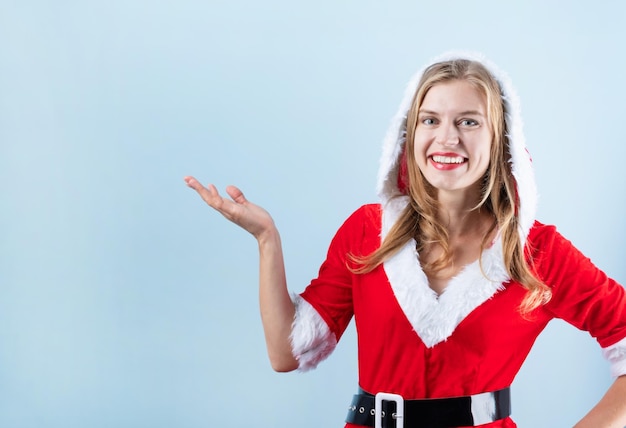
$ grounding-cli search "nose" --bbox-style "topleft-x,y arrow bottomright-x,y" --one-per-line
435,122 -> 460,146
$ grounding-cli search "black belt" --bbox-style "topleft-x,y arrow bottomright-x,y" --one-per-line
345,386 -> 511,428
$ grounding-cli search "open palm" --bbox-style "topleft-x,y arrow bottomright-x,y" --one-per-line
184,176 -> 275,239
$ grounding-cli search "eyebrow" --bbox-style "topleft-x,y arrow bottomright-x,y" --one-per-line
418,109 -> 485,116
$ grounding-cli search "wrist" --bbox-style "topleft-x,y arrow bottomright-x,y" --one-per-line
256,224 -> 280,248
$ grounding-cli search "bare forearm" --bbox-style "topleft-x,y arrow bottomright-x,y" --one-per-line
257,228 -> 298,372
183,178 -> 298,371
574,375 -> 626,428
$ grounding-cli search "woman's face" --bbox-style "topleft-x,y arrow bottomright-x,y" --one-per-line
413,80 -> 492,199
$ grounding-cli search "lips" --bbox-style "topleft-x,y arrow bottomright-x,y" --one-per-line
429,153 -> 467,170
431,155 -> 465,164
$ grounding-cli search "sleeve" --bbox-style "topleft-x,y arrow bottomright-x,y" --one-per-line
533,225 -> 626,377
290,205 -> 374,371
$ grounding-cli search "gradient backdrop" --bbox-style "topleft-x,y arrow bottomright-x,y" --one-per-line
1,0 -> 625,427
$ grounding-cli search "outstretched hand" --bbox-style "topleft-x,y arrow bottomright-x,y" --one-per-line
185,176 -> 296,371
184,176 -> 276,240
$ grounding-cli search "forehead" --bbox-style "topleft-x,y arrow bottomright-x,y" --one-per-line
420,80 -> 487,114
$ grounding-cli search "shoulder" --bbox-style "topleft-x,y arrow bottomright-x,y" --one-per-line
527,220 -> 558,243
525,221 -> 575,280
329,204 -> 382,252
526,220 -> 600,286
340,203 -> 382,229
526,220 -> 574,258
526,220 -> 571,253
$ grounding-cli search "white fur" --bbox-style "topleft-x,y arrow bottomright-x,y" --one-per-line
290,294 -> 337,371
384,234 -> 509,347
601,336 -> 626,378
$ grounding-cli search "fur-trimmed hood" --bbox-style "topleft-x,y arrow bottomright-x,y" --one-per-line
376,51 -> 537,245
374,52 -> 538,347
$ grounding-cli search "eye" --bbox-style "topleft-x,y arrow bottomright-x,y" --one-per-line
459,119 -> 479,126
421,118 -> 437,125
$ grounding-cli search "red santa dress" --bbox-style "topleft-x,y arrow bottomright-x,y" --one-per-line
289,52 -> 626,428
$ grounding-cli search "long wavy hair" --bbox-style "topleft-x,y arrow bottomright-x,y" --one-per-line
352,59 -> 550,313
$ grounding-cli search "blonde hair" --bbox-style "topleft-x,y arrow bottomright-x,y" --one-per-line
353,59 -> 549,313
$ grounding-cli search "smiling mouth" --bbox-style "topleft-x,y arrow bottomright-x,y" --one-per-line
431,155 -> 466,164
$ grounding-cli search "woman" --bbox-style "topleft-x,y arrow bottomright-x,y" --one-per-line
184,53 -> 626,427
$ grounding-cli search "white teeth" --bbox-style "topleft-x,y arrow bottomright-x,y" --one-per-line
432,155 -> 465,164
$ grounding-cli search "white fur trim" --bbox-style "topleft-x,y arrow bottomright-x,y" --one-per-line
384,236 -> 510,347
380,132 -> 512,347
601,336 -> 626,378
376,51 -> 537,245
290,294 -> 337,371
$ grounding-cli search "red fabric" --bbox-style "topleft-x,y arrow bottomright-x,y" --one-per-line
397,146 -> 409,194
300,204 -> 626,428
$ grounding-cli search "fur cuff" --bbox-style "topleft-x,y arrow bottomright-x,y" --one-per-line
601,336 -> 626,378
290,294 -> 337,372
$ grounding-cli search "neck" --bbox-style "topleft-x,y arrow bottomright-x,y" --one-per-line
435,189 -> 490,239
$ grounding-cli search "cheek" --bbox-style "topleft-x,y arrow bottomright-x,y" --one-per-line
474,135 -> 493,160
412,134 -> 429,158
484,141 -> 494,161
476,145 -> 493,175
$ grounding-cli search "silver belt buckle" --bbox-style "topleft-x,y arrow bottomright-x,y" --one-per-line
374,392 -> 404,428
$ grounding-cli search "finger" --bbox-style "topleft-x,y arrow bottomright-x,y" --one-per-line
184,177 -> 248,223
199,184 -> 226,210
183,176 -> 205,191
225,185 -> 248,204
184,176 -> 224,208
184,176 -> 217,199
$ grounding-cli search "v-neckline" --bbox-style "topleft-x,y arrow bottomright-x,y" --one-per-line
382,235 -> 511,347
426,234 -> 499,296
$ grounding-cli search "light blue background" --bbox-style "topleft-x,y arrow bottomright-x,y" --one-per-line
1,1 -> 625,427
